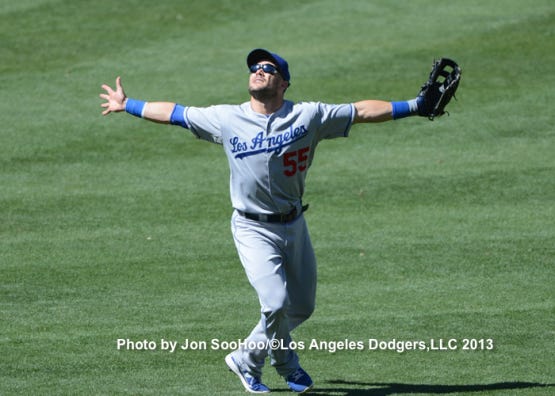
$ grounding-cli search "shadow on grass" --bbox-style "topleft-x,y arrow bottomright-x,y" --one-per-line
277,380 -> 554,395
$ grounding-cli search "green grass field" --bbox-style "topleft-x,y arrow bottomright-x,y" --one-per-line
1,0 -> 554,394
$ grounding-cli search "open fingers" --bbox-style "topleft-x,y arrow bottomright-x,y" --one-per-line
100,101 -> 111,116
100,76 -> 126,115
115,76 -> 126,97
101,83 -> 114,95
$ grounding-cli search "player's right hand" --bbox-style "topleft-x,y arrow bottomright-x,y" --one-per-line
100,76 -> 127,115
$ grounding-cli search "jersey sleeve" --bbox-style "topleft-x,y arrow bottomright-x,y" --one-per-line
184,105 -> 225,145
315,102 -> 355,141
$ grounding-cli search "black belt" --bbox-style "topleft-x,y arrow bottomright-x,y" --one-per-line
237,204 -> 309,224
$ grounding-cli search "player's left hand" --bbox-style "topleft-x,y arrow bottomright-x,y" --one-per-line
417,58 -> 461,120
100,76 -> 127,115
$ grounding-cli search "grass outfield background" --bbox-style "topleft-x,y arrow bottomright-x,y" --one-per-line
1,0 -> 554,394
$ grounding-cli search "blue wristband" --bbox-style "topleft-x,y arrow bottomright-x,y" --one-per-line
391,99 -> 419,120
125,98 -> 146,118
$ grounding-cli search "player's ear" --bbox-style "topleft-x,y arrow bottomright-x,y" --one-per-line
281,79 -> 290,93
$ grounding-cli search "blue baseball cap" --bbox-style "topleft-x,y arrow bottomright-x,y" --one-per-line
247,48 -> 290,82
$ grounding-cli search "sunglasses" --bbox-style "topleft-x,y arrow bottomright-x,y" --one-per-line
249,63 -> 279,75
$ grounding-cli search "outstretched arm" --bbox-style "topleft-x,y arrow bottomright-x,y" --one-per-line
353,100 -> 393,123
353,98 -> 421,124
100,77 -> 176,124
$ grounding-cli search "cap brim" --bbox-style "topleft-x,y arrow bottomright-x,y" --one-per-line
247,49 -> 278,68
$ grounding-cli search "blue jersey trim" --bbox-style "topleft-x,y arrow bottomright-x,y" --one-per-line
170,104 -> 188,128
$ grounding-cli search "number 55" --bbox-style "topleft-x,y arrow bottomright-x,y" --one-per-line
283,147 -> 310,176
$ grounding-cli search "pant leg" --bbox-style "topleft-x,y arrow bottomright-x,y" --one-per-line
230,211 -> 296,377
230,212 -> 317,377
283,215 -> 317,332
267,214 -> 317,376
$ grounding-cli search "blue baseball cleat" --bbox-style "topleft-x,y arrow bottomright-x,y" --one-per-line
285,367 -> 314,393
225,353 -> 270,394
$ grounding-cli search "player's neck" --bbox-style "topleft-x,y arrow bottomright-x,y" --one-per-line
250,96 -> 284,115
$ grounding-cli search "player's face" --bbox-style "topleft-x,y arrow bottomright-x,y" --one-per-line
248,61 -> 286,100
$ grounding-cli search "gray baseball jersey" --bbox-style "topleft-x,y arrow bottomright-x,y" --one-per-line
171,99 -> 356,377
178,100 -> 355,214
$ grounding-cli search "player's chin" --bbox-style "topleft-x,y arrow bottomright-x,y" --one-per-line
249,85 -> 273,98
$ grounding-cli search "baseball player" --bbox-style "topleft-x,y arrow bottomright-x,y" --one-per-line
100,49 -> 432,393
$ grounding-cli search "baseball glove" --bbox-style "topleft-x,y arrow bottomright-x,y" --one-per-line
417,58 -> 461,120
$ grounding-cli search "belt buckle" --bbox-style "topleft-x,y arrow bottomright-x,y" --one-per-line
283,208 -> 297,223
